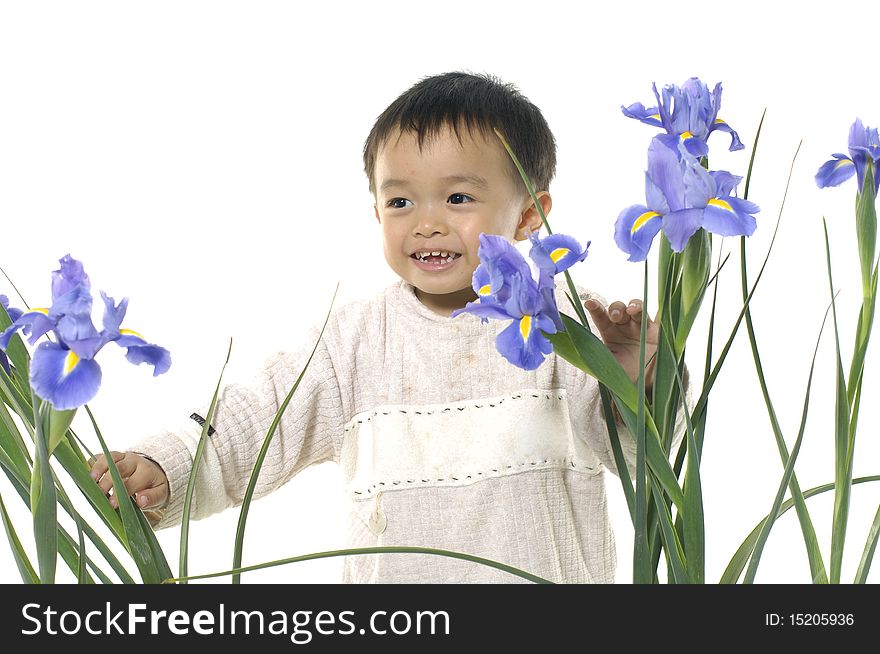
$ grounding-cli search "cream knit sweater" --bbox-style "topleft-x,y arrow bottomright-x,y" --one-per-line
131,279 -> 688,583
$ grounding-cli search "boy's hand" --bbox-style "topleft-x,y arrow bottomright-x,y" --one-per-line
88,451 -> 169,526
584,297 -> 658,392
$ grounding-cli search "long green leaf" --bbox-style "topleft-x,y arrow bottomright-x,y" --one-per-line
549,316 -> 684,510
75,514 -> 87,584
547,315 -> 636,407
739,139 -> 827,583
180,339 -> 233,583
691,142 -> 800,429
0,451 -> 112,584
0,397 -> 32,482
824,220 -> 852,585
649,474 -> 688,583
85,405 -> 171,583
722,476 -> 880,583
664,334 -> 701,583
634,263 -> 650,583
854,500 -> 880,583
743,300 -> 832,583
174,546 -> 554,584
600,390 -> 635,520
233,286 -> 340,583
31,398 -> 57,583
0,492 -> 39,583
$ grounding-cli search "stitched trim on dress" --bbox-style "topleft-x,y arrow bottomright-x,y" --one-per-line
351,456 -> 594,495
342,393 -> 566,433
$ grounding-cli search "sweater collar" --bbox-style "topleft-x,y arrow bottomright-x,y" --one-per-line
393,280 -> 489,330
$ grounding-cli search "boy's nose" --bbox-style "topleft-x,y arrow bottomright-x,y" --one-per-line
412,210 -> 448,237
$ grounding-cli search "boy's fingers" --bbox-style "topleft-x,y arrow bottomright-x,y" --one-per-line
584,297 -> 612,332
626,299 -> 643,323
88,451 -> 124,480
607,301 -> 630,324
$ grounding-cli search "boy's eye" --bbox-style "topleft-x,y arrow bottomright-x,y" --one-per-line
448,193 -> 474,205
387,198 -> 412,209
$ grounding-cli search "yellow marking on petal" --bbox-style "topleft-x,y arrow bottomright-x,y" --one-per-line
119,328 -> 145,340
478,284 -> 492,296
707,198 -> 734,212
650,114 -> 661,121
680,131 -> 694,140
834,159 -> 854,169
550,248 -> 570,263
32,308 -> 49,315
715,118 -> 726,124
631,211 -> 661,234
63,350 -> 79,376
520,315 -> 532,342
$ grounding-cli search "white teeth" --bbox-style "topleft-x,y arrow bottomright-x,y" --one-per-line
414,251 -> 460,262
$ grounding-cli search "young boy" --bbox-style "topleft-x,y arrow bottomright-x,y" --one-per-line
90,72 -> 673,584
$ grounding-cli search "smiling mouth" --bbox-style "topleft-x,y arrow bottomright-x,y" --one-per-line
411,250 -> 462,264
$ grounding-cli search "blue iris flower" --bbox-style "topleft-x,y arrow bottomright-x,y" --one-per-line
615,137 -> 760,261
815,118 -> 880,196
622,78 -> 744,158
0,254 -> 171,410
0,294 -> 24,375
452,232 -> 589,370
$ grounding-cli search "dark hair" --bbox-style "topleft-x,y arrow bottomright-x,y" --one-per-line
363,71 -> 556,196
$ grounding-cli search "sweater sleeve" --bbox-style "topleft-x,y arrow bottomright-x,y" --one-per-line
127,322 -> 345,530
563,285 -> 694,480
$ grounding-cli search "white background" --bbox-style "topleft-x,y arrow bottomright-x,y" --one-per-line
1,0 -> 878,584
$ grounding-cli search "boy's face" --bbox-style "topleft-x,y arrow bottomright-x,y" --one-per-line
373,124 -> 550,316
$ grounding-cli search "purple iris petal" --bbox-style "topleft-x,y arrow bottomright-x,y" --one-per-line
100,291 -> 128,337
848,119 -> 880,194
451,300 -> 512,322
815,155 -> 856,188
29,341 -> 102,410
477,234 -> 533,299
111,330 -> 171,376
662,208 -> 705,252
683,136 -> 710,158
529,233 -> 589,275
0,309 -> 55,348
683,160 -> 715,209
629,78 -> 743,153
122,343 -> 172,376
495,313 -> 555,371
818,120 -> 880,195
712,119 -> 744,151
51,254 -> 91,302
1,295 -> 23,323
621,102 -> 663,127
644,173 -> 671,215
710,170 -> 743,197
0,295 -> 20,375
702,196 -> 759,238
648,136 -> 687,211
615,205 -> 663,262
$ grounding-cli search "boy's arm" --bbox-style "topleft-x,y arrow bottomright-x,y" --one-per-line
128,324 -> 345,530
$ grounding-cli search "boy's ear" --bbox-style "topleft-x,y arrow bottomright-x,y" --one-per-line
515,191 -> 552,240
374,203 -> 381,224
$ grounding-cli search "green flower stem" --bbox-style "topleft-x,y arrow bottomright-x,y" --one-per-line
233,286 -> 339,584
722,475 -> 880,583
167,546 -> 554,584
181,339 -> 232,584
743,301 -> 833,583
739,142 -> 827,583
